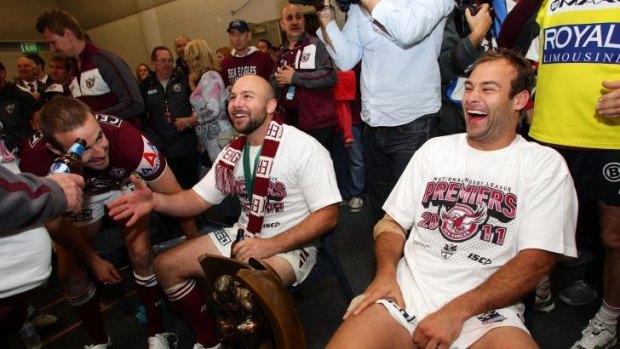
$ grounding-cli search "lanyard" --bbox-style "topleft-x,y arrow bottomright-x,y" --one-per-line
243,142 -> 262,203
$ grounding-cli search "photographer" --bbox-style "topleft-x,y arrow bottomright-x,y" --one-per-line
314,0 -> 454,223
438,0 -> 542,135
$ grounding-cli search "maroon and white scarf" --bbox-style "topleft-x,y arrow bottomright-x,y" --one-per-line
215,119 -> 284,235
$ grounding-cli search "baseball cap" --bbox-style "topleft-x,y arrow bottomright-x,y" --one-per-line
227,19 -> 250,33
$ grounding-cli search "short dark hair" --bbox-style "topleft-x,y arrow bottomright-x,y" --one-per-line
150,46 -> 172,61
39,96 -> 92,148
257,39 -> 272,49
50,55 -> 70,70
0,61 -> 5,71
26,54 -> 45,69
36,9 -> 85,40
468,48 -> 535,99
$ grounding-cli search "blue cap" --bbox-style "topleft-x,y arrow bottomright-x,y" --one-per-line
227,19 -> 250,33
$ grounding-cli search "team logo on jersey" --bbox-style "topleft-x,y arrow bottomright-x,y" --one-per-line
147,88 -> 158,95
96,114 -> 122,127
603,162 -> 620,183
441,243 -> 458,260
477,310 -> 506,325
301,52 -> 311,63
4,103 -> 15,114
28,131 -> 44,147
86,77 -> 96,89
109,167 -> 126,178
439,203 -> 488,242
172,83 -> 182,93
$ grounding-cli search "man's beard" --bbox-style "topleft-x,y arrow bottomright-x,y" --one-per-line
234,112 -> 266,135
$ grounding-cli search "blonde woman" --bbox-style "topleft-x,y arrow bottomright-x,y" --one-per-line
184,39 -> 235,163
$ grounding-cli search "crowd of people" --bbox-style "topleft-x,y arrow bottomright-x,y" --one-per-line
0,0 -> 619,349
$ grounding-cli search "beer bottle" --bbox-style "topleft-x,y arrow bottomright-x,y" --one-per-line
48,138 -> 86,175
231,228 -> 245,258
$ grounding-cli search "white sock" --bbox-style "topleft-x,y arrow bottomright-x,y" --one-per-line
594,300 -> 620,331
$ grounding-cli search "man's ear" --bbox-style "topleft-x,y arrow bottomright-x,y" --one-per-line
45,142 -> 64,156
513,90 -> 530,111
266,98 -> 278,115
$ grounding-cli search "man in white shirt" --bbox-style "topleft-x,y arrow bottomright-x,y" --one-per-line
327,49 -> 578,349
316,0 -> 454,223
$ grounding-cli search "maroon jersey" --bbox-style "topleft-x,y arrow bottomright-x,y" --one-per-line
19,114 -> 167,193
220,49 -> 274,87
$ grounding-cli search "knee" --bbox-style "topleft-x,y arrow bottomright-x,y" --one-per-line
154,253 -> 175,281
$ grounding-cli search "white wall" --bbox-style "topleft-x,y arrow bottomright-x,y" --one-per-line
88,0 -> 291,73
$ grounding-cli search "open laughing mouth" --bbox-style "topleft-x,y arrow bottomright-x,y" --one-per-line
467,109 -> 488,123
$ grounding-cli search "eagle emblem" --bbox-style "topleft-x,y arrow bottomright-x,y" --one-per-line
439,203 -> 488,242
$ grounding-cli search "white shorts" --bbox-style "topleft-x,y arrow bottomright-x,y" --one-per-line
69,190 -> 121,227
209,227 -> 318,286
377,298 -> 529,349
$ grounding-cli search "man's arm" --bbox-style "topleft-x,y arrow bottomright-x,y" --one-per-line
233,204 -> 338,263
439,6 -> 492,85
95,51 -> 144,119
139,166 -> 202,238
369,0 -> 454,47
108,172 -> 212,228
316,5 -> 364,71
0,166 -> 84,231
412,249 -> 556,348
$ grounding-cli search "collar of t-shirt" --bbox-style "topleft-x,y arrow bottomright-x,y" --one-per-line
232,46 -> 259,57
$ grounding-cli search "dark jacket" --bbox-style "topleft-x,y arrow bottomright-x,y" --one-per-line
140,72 -> 197,158
272,33 -> 338,131
0,83 -> 37,150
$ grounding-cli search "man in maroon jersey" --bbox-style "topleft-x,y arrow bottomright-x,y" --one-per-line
19,96 -> 194,349
220,19 -> 274,87
36,9 -> 144,127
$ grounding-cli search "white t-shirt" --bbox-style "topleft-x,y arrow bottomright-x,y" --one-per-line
383,134 -> 578,319
0,161 -> 52,298
193,124 -> 342,239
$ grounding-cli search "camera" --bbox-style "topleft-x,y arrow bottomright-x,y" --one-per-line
288,0 -> 359,12
454,0 -> 495,38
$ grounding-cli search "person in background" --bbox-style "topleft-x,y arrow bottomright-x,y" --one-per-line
174,35 -> 191,78
15,56 -> 43,101
48,55 -> 70,85
214,47 -> 232,72
272,4 -> 338,151
257,38 -> 276,61
36,9 -> 145,127
141,46 -> 199,189
0,61 -> 37,151
220,19 -> 274,87
529,1 -> 620,348
136,63 -> 151,82
185,39 -> 235,164
316,0 -> 454,223
27,54 -> 52,87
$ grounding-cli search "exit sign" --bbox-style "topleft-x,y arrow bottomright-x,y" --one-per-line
20,42 -> 40,54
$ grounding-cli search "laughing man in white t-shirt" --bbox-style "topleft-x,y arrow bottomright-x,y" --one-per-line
327,49 -> 578,349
